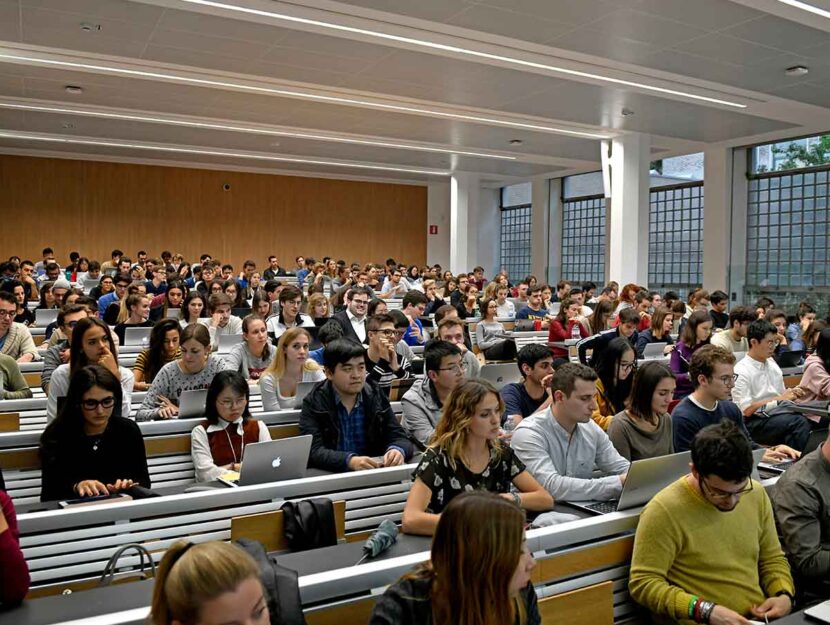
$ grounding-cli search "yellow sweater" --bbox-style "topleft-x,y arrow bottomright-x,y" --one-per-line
629,476 -> 793,625
591,378 -> 614,431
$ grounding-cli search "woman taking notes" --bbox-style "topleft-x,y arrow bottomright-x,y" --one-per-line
402,379 -> 552,536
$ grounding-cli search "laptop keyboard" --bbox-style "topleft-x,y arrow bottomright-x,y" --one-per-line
584,500 -> 619,514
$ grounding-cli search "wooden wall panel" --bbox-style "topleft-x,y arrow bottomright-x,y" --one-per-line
0,156 -> 427,269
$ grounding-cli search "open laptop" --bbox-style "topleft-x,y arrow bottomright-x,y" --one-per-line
805,599 -> 830,624
217,333 -> 243,354
82,277 -> 100,294
165,308 -> 181,320
774,349 -> 804,368
641,342 -> 668,360
758,428 -> 827,474
35,308 -> 58,327
219,435 -> 312,487
177,389 -> 208,419
479,362 -> 522,390
286,381 -> 317,409
124,326 -> 152,346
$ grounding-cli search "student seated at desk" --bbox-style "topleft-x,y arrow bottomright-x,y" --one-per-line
191,371 -> 271,482
0,468 -> 29,606
259,327 -> 325,411
136,324 -> 231,421
41,304 -> 88,393
372,492 -> 540,625
633,307 -> 675,359
669,309 -> 712,399
476,297 -> 517,361
112,293 -> 153,345
499,344 -> 553,429
798,328 -> 830,403
629,421 -> 794,625
47,317 -> 134,422
365,313 -> 413,393
590,337 -> 636,431
198,293 -> 243,351
133,319 -> 181,392
265,286 -> 314,341
40,365 -> 150,501
402,380 -> 552,536
225,316 -> 275,382
299,339 -> 413,473
710,305 -> 754,354
576,306 -> 639,367
179,291 -> 208,328
607,362 -> 675,461
150,540 -> 271,625
436,316 -> 480,377
547,297 -> 589,361
0,352 -> 32,400
514,285 -> 552,329
0,291 -> 38,363
511,363 -> 629,502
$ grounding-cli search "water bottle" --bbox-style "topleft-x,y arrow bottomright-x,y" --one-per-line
502,415 -> 518,444
570,322 -> 581,340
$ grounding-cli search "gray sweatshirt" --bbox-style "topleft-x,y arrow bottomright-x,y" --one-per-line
401,378 -> 443,447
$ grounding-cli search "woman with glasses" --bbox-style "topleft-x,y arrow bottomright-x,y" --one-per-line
670,310 -> 713,399
607,362 -> 676,461
401,380 -> 552,536
191,371 -> 271,482
591,337 -> 637,431
259,327 -> 324,411
39,365 -> 150,501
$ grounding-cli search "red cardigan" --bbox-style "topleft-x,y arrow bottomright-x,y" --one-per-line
548,319 -> 589,358
0,490 -> 30,605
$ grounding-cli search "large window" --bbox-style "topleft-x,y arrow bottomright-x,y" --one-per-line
499,183 -> 531,280
745,166 -> 830,310
561,194 -> 606,284
648,183 -> 703,299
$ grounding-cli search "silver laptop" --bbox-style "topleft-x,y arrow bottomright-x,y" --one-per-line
479,363 -> 522,391
805,599 -> 830,624
124,326 -> 152,346
566,451 -> 693,515
82,277 -> 100,294
220,435 -> 312,487
178,389 -> 208,419
758,428 -> 827,473
641,342 -> 668,360
35,308 -> 58,327
217,333 -> 243,354
165,308 -> 181,320
287,381 -> 317,409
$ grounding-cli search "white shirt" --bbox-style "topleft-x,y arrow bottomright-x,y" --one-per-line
732,355 -> 785,411
47,364 -> 134,422
190,417 -> 271,482
265,313 -> 314,341
346,309 -> 367,342
198,316 -> 243,350
496,300 -> 515,318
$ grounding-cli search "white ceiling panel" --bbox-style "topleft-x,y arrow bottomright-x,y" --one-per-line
618,0 -> 765,31
474,0 -> 618,27
0,1 -> 20,41
147,27 -> 272,61
263,28 -> 397,63
444,5 -> 574,45
579,9 -> 709,48
547,29 -> 662,65
671,33 -> 783,66
150,6 -> 286,43
723,14 -> 830,53
21,0 -> 164,24
322,0 -> 471,23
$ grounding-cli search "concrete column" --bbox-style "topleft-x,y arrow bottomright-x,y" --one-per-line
427,181 -> 450,269
531,177 -> 551,280
450,173 -> 480,274
547,178 -> 564,285
607,133 -> 650,286
476,187 -> 500,277
703,147 -> 733,294
728,149 -> 749,305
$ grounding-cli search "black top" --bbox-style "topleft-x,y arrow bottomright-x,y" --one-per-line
13,309 -> 34,326
369,576 -> 540,625
113,320 -> 153,345
412,446 -> 525,514
709,309 -> 729,330
39,416 -> 151,501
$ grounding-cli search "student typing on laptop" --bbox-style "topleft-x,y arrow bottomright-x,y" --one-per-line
510,363 -> 629,502
630,420 -> 794,625
191,371 -> 271,482
299,339 -> 413,473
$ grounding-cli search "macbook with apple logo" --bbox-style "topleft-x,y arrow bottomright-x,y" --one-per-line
219,435 -> 312,487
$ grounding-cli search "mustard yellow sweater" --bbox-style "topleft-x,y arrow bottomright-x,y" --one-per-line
629,476 -> 793,625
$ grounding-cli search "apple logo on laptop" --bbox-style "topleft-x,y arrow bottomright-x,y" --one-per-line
271,457 -> 282,469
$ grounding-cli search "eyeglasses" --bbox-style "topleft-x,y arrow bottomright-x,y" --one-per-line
437,362 -> 468,373
351,299 -> 368,306
700,477 -> 753,501
376,329 -> 398,337
81,396 -> 116,410
716,374 -> 739,386
66,320 -> 80,328
0,309 -> 15,319
218,398 -> 247,409
619,361 -> 636,372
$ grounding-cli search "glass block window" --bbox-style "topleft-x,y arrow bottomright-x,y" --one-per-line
745,167 -> 830,311
561,194 -> 606,283
500,205 -> 532,280
648,182 -> 703,299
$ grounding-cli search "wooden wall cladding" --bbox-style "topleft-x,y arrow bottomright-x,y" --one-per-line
0,155 -> 428,269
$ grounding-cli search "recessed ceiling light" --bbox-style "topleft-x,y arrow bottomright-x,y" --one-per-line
61,122 -> 75,129
785,65 -> 809,77
0,130 -> 452,176
177,0 -> 747,109
621,108 -> 635,116
270,141 -> 280,147
774,0 -> 830,19
79,22 -> 101,32
64,85 -> 83,95
509,139 -> 523,145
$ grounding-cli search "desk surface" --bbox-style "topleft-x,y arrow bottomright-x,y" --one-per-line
0,534 -> 430,625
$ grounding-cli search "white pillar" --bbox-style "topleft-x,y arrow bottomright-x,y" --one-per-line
728,149 -> 749,304
450,173 -> 480,274
427,181 -> 451,269
703,147 -> 733,294
476,187 -> 500,277
607,133 -> 650,286
531,177 -> 550,280
547,178 -> 563,285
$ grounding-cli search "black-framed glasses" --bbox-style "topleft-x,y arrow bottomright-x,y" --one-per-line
437,362 -> 468,373
701,477 -> 753,501
81,396 -> 116,410
716,374 -> 739,386
619,361 -> 636,373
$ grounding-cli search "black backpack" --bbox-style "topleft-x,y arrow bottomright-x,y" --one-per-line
234,538 -> 307,625
281,498 -> 338,552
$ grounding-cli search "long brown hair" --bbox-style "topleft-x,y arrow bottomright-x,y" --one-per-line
589,300 -> 614,335
404,491 -> 527,625
429,379 -> 505,469
650,307 -> 673,340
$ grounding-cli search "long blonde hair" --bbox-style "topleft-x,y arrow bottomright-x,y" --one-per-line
260,326 -> 320,382
429,379 -> 506,470
149,540 -> 262,625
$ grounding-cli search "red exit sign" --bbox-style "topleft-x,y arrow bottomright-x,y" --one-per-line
428,225 -> 438,235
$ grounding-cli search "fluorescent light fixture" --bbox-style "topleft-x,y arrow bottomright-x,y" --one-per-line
0,52 -> 611,139
0,130 -> 450,175
0,101 -> 516,160
775,0 -> 830,19
179,0 -> 747,109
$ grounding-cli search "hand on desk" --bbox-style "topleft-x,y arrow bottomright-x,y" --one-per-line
383,449 -> 404,467
349,456 -> 381,471
750,595 -> 791,621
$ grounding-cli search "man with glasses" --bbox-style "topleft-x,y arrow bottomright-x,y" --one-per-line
630,420 -> 794,625
512,363 -> 629,501
265,285 -> 313,342
97,273 -> 130,320
0,292 -> 38,363
41,304 -> 87,393
365,313 -> 412,393
500,344 -> 554,427
332,286 -> 371,345
733,319 -> 815,451
672,345 -> 799,464
378,269 -> 410,299
402,340 -> 465,448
